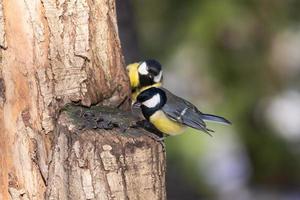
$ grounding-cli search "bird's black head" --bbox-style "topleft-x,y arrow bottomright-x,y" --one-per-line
135,87 -> 167,119
145,59 -> 162,76
138,59 -> 163,87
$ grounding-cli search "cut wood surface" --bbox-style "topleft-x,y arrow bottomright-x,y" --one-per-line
46,105 -> 166,200
0,0 -> 166,199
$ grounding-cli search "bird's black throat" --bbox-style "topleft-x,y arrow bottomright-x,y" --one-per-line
141,105 -> 159,120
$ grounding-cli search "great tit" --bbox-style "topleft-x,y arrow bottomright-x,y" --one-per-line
126,59 -> 163,101
134,87 -> 231,136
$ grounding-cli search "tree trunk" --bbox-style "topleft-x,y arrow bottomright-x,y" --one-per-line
0,0 -> 166,199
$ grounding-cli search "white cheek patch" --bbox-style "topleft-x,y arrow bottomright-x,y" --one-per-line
143,94 -> 160,108
138,62 -> 149,75
154,71 -> 163,83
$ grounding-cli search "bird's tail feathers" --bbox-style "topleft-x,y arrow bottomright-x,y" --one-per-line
201,114 -> 231,125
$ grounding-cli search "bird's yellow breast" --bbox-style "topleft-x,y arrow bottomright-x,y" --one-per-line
150,110 -> 186,135
126,63 -> 140,88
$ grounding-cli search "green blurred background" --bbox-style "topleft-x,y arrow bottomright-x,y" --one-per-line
117,0 -> 300,199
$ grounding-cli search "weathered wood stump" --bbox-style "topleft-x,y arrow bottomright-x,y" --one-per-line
46,105 -> 166,200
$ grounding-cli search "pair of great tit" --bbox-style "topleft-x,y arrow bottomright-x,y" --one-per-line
126,59 -> 231,137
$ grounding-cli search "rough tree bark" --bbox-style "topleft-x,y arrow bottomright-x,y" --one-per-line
0,0 -> 166,199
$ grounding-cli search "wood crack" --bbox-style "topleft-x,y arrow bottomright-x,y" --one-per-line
116,135 -> 129,200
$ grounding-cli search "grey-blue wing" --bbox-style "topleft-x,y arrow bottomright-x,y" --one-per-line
161,88 -> 212,134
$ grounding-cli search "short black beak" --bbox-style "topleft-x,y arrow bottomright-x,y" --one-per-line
132,102 -> 141,109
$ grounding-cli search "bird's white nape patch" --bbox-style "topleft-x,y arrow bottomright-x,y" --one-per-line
154,71 -> 163,83
142,94 -> 161,108
138,62 -> 149,75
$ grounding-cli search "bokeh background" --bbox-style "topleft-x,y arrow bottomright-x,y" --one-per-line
117,1 -> 300,199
